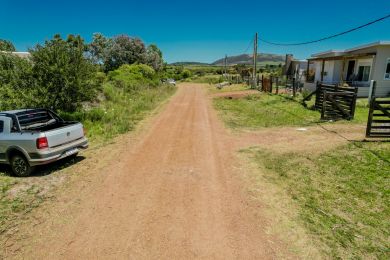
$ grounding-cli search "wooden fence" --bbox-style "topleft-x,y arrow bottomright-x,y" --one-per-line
303,83 -> 358,120
366,82 -> 390,138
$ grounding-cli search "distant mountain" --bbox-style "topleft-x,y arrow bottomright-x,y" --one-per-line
212,53 -> 285,66
169,62 -> 211,66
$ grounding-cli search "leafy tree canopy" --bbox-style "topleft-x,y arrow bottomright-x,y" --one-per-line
29,34 -> 98,112
0,39 -> 16,52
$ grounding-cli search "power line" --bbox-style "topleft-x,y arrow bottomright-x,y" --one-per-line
243,38 -> 254,53
259,13 -> 390,46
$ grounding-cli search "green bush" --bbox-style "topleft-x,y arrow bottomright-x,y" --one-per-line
30,34 -> 99,112
108,64 -> 159,91
0,53 -> 37,110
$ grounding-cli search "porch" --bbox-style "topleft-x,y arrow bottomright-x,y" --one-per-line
306,52 -> 376,97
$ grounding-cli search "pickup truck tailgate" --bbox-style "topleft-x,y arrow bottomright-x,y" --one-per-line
45,123 -> 84,148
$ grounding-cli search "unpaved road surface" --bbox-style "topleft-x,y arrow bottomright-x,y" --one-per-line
3,83 -> 293,259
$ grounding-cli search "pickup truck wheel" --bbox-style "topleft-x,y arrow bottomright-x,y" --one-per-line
10,155 -> 34,177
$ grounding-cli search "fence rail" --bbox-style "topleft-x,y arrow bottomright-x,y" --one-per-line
303,82 -> 358,120
366,82 -> 390,138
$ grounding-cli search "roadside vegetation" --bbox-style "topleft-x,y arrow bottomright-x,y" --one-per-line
208,84 -> 250,94
213,92 -> 372,129
214,94 -> 321,129
0,34 -> 176,234
211,87 -> 389,258
242,142 -> 389,259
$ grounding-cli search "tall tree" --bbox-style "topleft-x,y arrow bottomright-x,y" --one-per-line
104,35 -> 147,72
88,33 -> 112,64
145,44 -> 163,71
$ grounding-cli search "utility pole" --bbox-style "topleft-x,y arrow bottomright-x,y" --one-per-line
224,54 -> 228,79
252,32 -> 258,88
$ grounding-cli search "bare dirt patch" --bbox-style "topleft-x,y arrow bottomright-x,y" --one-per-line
233,124 -> 366,156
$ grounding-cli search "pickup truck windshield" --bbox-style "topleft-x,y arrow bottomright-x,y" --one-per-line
16,109 -> 57,130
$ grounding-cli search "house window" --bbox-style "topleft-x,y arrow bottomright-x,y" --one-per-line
357,65 -> 371,81
385,58 -> 390,80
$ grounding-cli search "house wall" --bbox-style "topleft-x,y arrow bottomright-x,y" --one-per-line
313,60 -> 344,83
372,46 -> 390,97
332,60 -> 343,82
314,61 -> 322,82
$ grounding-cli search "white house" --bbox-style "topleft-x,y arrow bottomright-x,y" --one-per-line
305,41 -> 390,97
284,54 -> 308,81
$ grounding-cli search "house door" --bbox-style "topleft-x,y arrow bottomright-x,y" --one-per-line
346,60 -> 355,81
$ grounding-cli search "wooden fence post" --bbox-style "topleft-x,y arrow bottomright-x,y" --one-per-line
321,90 -> 327,120
276,77 -> 279,94
366,81 -> 377,137
292,78 -> 296,97
261,75 -> 264,91
270,76 -> 273,93
368,80 -> 375,103
350,86 -> 359,118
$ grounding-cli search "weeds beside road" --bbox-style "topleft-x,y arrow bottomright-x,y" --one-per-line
212,86 -> 390,258
243,142 -> 389,259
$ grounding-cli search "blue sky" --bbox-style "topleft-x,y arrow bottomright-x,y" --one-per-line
1,0 -> 389,63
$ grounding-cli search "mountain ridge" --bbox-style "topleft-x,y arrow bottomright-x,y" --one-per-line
170,53 -> 285,66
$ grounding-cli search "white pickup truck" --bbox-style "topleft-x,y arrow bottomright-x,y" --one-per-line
0,109 -> 88,177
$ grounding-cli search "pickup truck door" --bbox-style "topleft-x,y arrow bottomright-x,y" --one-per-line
0,116 -> 8,162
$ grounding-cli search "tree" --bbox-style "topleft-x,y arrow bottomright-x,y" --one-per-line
145,44 -> 163,71
88,33 -> 112,65
30,34 -> 98,112
0,39 -> 16,52
234,64 -> 250,78
104,35 -> 147,72
0,53 -> 37,110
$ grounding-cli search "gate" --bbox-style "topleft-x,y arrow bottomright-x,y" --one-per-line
366,82 -> 390,138
303,83 -> 358,120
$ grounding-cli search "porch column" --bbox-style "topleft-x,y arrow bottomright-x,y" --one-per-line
321,59 -> 325,82
306,60 -> 310,82
340,58 -> 346,83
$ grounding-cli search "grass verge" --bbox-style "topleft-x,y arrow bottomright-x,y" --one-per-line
213,92 -> 373,129
242,142 -> 390,259
208,83 -> 251,94
214,93 -> 321,129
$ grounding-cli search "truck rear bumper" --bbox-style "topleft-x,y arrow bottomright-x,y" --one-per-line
29,138 -> 88,166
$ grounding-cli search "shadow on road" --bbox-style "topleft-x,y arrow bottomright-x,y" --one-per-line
0,156 -> 86,178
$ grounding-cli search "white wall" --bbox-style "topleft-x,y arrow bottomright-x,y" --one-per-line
314,61 -> 322,82
372,46 -> 390,97
332,60 -> 343,82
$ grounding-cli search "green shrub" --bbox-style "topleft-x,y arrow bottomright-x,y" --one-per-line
107,64 -> 159,91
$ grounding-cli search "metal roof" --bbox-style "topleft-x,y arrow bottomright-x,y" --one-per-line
345,41 -> 390,52
310,41 -> 390,59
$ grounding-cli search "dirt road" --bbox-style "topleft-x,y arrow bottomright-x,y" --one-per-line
4,83 -> 292,259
